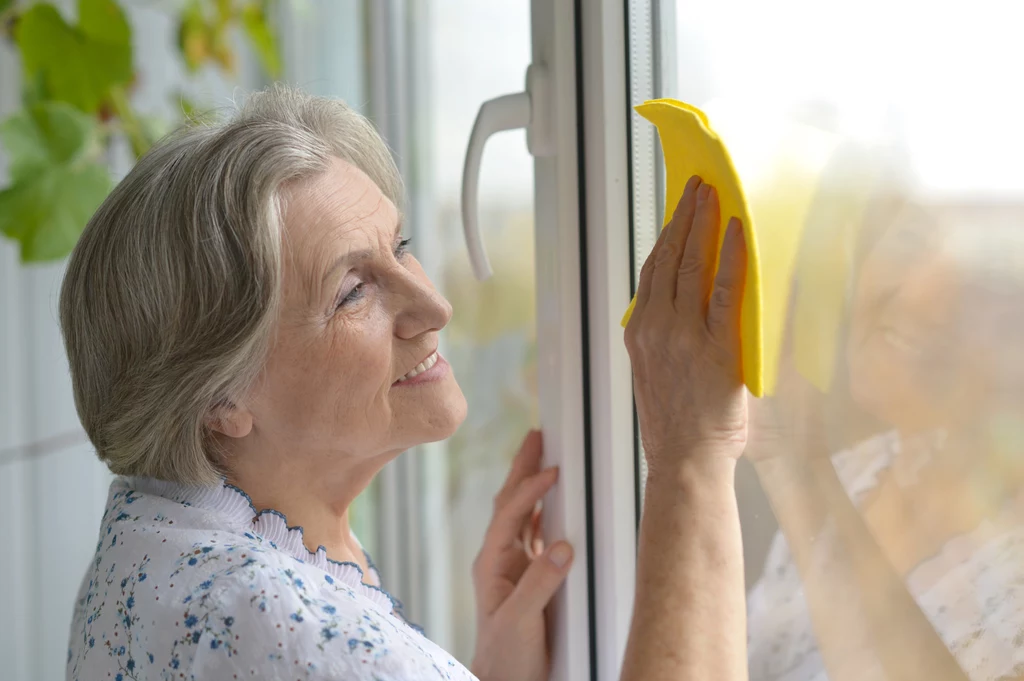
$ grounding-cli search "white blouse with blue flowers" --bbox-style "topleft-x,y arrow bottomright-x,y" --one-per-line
66,477 -> 477,681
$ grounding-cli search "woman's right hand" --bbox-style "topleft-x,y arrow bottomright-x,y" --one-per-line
625,175 -> 749,475
620,175 -> 751,681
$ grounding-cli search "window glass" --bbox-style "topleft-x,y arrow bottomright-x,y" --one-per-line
642,2 -> 1024,679
415,0 -> 537,664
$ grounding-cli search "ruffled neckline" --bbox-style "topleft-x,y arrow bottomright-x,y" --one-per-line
128,476 -> 399,614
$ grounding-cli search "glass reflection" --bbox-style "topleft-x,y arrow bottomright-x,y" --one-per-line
655,2 -> 1024,675
746,146 -> 1024,680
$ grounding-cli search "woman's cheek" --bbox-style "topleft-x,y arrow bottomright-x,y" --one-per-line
329,315 -> 393,396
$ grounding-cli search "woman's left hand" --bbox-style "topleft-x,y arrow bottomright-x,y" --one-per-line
470,429 -> 574,681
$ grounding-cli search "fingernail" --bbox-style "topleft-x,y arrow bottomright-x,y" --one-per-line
728,217 -> 743,238
698,184 -> 711,201
549,543 -> 573,568
685,175 -> 702,192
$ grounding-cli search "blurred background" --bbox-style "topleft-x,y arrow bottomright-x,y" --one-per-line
0,1 -> 536,677
3,0 -> 1024,680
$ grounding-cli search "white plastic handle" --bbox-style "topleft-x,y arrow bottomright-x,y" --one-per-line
461,91 -> 531,280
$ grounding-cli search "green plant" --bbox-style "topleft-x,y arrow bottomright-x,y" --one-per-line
0,0 -> 283,262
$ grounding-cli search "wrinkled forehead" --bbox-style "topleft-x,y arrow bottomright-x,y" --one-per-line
942,216 -> 1024,284
279,159 -> 401,288
930,209 -> 1024,345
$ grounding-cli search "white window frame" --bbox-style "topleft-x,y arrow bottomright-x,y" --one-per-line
455,0 -> 596,677
529,3 -> 593,680
577,2 -> 640,681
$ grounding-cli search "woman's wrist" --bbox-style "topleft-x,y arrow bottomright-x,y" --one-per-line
645,452 -> 737,498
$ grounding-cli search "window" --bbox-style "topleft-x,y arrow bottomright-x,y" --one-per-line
631,1 -> 1024,679
415,0 -> 537,662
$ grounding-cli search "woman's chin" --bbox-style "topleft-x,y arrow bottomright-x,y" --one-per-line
435,385 -> 469,439
407,380 -> 468,445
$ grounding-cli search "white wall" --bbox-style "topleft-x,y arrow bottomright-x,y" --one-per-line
0,4 -> 264,679
0,33 -> 113,681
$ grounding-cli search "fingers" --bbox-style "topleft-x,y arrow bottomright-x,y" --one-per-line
630,207 -> 673,325
483,466 -> 559,559
495,430 -> 544,508
706,217 -> 747,345
649,175 -> 703,311
522,504 -> 544,558
500,541 -> 574,618
676,183 -> 723,319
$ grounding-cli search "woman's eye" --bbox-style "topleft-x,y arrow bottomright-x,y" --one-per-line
395,237 -> 412,259
336,283 -> 365,310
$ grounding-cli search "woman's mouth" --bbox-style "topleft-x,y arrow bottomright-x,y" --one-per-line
393,351 -> 447,386
880,326 -> 925,358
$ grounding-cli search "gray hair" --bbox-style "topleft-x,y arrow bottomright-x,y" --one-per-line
59,84 -> 402,485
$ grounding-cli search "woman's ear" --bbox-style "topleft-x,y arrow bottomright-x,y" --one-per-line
205,400 -> 253,439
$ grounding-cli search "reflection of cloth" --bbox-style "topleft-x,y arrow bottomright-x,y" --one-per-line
747,431 -> 1024,681
66,478 -> 476,681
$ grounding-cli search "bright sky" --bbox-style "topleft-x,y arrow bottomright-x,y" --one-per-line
675,0 -> 1024,198
427,0 -> 1024,203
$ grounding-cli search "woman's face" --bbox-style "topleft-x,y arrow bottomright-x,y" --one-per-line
846,205 -> 994,431
242,157 -> 467,465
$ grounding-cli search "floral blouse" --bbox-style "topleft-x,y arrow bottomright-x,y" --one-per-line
66,476 -> 478,681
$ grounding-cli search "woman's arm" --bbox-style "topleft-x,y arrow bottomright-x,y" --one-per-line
754,455 -> 969,681
621,456 -> 746,681
621,177 -> 751,681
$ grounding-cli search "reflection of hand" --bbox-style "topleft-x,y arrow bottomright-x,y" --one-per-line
471,430 -> 573,681
625,175 -> 749,475
746,355 -> 827,466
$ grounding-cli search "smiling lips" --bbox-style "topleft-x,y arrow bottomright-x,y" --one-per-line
395,351 -> 440,383
880,326 -> 924,358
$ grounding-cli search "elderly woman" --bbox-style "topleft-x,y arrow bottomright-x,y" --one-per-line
62,85 -> 750,681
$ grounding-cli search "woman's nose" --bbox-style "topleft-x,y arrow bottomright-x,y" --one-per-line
393,268 -> 453,340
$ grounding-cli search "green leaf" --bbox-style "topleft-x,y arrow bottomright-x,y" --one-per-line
0,102 -> 111,262
0,0 -> 14,16
78,0 -> 130,46
177,0 -> 211,72
0,102 -> 98,181
20,69 -> 48,108
15,0 -> 132,112
0,164 -> 111,261
241,2 -> 281,78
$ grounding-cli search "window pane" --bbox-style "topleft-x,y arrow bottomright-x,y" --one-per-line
647,2 -> 1024,679
415,0 -> 536,664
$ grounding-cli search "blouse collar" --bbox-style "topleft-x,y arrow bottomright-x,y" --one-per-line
128,476 -> 399,614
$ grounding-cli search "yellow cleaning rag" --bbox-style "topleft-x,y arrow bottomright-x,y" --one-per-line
621,99 -> 764,397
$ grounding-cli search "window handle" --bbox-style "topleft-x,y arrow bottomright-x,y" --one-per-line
461,64 -> 553,280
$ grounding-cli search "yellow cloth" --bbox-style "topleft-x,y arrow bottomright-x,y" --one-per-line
622,99 -> 881,396
788,148 -> 878,393
621,99 -> 765,397
742,117 -> 845,394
